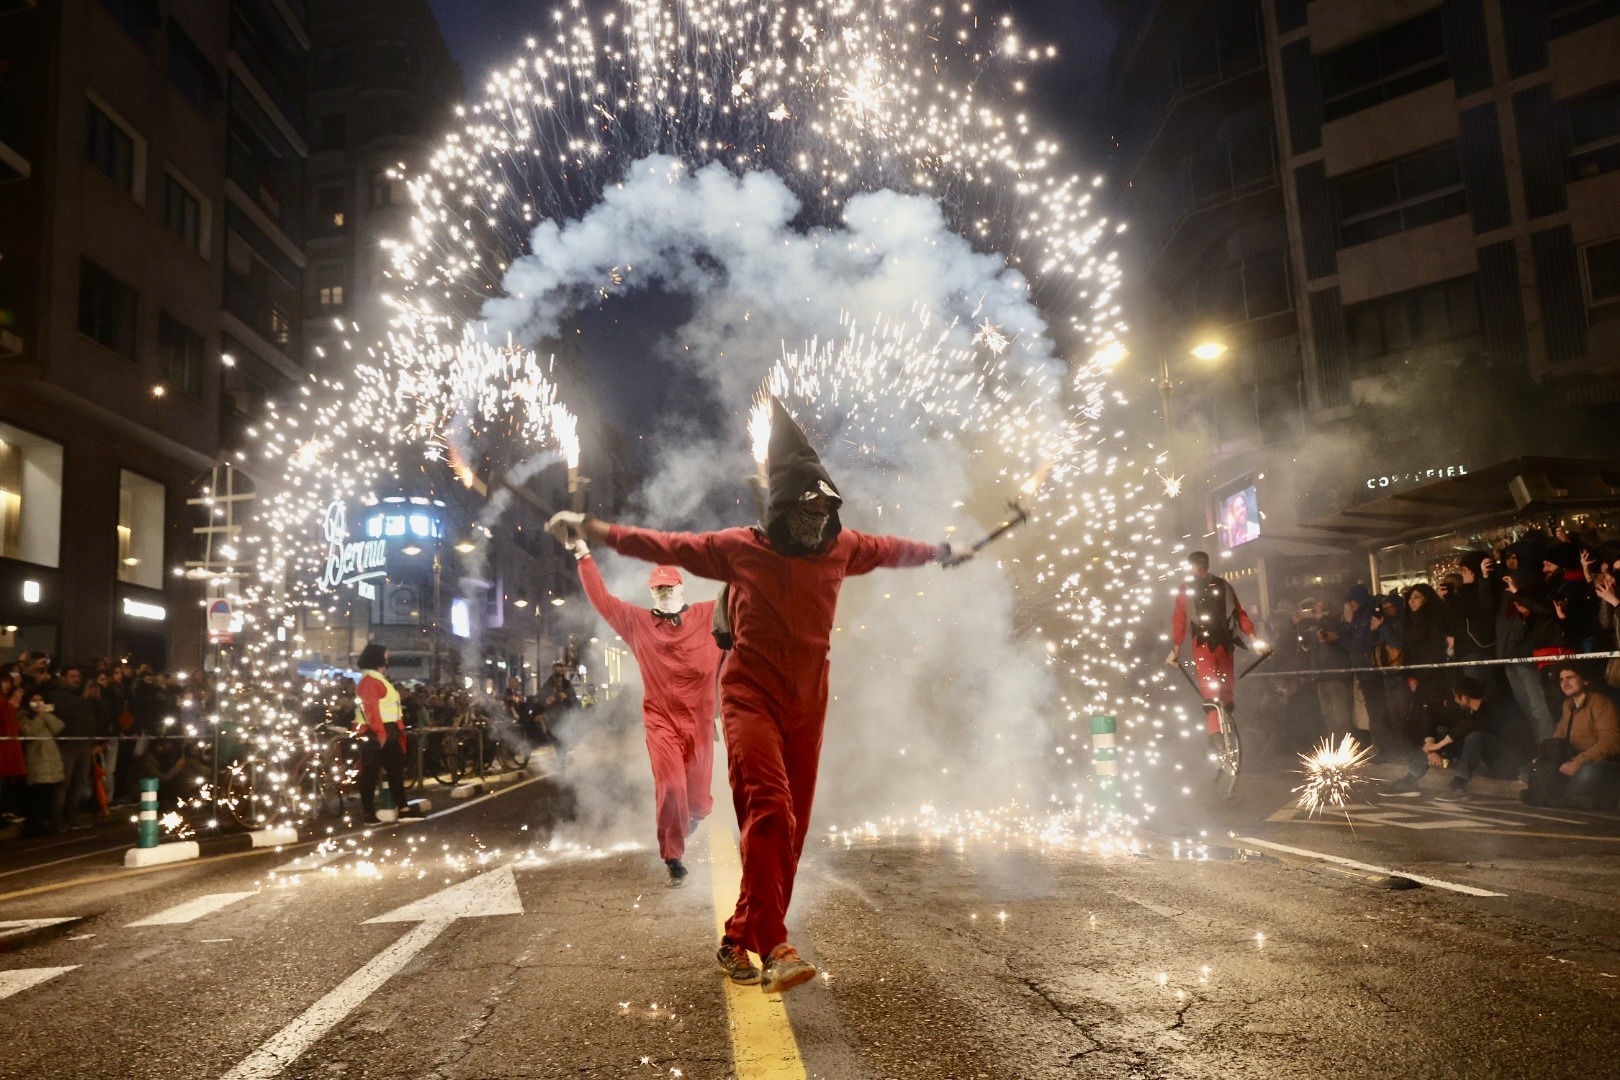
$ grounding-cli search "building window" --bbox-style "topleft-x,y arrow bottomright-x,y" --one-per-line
1334,142 -> 1466,249
1345,276 -> 1483,375
1549,0 -> 1620,37
162,173 -> 204,252
1193,255 -> 1292,325
312,43 -> 354,90
371,172 -> 406,209
97,0 -> 159,40
315,264 -> 345,308
84,100 -> 137,195
166,21 -> 222,111
77,259 -> 138,359
157,312 -> 204,398
374,40 -> 422,89
315,113 -> 347,152
1585,238 -> 1620,326
269,306 -> 291,348
117,470 -> 165,590
314,184 -> 346,230
0,422 -> 64,568
1318,10 -> 1449,123
1566,82 -> 1620,182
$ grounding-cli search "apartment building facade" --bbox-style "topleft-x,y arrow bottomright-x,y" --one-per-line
1108,0 -> 1620,610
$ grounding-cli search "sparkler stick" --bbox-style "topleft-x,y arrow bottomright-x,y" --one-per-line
554,409 -> 588,514
968,499 -> 1029,553
1238,644 -> 1275,679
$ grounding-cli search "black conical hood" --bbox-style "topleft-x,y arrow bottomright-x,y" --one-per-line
763,396 -> 842,553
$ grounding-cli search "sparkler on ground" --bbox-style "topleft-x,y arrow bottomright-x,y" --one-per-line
1293,735 -> 1376,827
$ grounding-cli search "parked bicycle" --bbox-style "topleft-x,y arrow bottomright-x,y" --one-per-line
220,724 -> 364,827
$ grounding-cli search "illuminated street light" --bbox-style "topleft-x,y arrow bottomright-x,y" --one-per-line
1190,340 -> 1228,361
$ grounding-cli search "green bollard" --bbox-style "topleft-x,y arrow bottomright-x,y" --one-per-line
137,777 -> 160,848
1089,715 -> 1120,814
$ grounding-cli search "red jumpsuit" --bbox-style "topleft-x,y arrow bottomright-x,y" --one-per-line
605,522 -> 937,957
1170,573 -> 1255,733
576,554 -> 720,860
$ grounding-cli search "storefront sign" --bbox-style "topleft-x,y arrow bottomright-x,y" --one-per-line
1364,464 -> 1468,490
318,500 -> 388,592
122,598 -> 166,621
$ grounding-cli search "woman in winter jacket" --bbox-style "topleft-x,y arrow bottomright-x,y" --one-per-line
18,691 -> 65,835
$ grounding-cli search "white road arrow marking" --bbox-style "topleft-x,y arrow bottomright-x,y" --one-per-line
219,865 -> 522,1080
0,966 -> 78,1000
0,918 -> 79,942
127,891 -> 258,927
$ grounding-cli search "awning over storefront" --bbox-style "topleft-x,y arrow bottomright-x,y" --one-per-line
1284,457 -> 1620,550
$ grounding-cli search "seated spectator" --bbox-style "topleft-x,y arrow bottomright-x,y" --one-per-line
1522,663 -> 1620,810
1429,676 -> 1533,801
135,735 -> 211,808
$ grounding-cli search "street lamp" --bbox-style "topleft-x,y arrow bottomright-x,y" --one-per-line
1157,337 -> 1229,458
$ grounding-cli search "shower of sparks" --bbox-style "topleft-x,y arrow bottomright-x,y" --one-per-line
1293,735 -> 1376,816
748,397 -> 772,466
178,0 -> 1215,850
1158,471 -> 1183,499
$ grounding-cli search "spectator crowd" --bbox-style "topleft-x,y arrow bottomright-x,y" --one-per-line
1256,524 -> 1620,810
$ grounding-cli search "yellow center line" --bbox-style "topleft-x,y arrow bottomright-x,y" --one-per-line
708,829 -> 809,1080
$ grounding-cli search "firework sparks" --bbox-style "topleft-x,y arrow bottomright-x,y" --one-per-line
180,0 -> 1211,854
1293,735 -> 1376,817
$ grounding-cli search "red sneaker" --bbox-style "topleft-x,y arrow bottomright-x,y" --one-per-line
760,943 -> 816,994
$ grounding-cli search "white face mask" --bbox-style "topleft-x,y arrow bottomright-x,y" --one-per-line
650,584 -> 685,613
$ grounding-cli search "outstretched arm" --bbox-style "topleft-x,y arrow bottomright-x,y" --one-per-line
576,552 -> 644,640
844,530 -> 951,576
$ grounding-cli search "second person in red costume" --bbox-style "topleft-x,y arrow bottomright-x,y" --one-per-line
566,536 -> 722,888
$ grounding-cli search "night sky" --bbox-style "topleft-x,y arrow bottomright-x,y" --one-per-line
426,0 -> 1117,134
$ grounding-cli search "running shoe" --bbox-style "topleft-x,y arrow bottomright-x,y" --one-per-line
760,942 -> 816,994
716,938 -> 761,985
665,858 -> 688,888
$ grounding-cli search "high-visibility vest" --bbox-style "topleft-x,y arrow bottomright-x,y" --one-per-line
355,670 -> 401,730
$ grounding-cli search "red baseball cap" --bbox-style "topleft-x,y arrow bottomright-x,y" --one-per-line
647,566 -> 683,588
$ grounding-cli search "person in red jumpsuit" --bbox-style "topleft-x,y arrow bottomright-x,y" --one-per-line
1166,550 -> 1256,737
549,397 -> 973,994
568,537 -> 722,888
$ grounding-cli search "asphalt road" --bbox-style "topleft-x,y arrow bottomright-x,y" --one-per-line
3,739 -> 1619,1079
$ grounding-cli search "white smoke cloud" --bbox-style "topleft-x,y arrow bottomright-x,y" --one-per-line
481,154 -> 1065,824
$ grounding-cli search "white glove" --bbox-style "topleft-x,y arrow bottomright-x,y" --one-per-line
547,510 -> 586,545
938,541 -> 976,568
569,538 -> 590,560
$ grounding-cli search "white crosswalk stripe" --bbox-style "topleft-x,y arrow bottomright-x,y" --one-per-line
0,966 -> 77,1000
126,891 -> 257,927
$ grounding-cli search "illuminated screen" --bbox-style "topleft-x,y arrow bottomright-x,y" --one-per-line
1216,486 -> 1260,550
450,597 -> 471,638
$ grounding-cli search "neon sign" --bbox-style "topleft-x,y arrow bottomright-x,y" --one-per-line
319,500 -> 388,592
